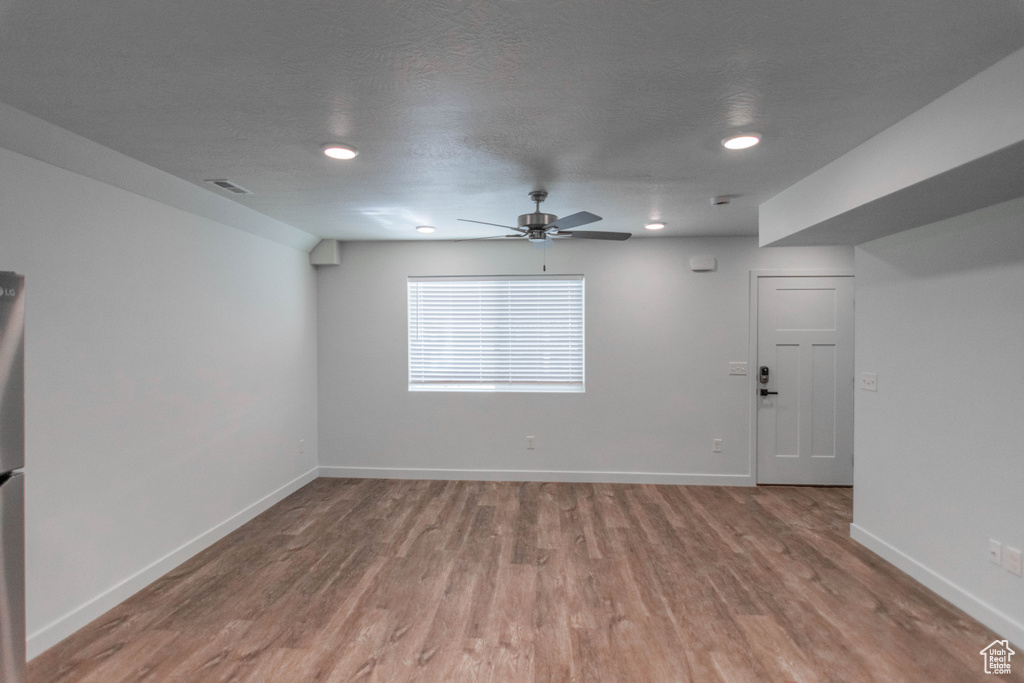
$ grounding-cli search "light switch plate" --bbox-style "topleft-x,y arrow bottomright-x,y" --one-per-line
729,362 -> 747,375
860,372 -> 878,391
1005,546 -> 1022,576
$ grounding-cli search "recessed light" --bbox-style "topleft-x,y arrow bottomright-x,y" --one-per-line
416,226 -> 436,234
722,133 -> 761,150
322,143 -> 359,160
644,222 -> 666,230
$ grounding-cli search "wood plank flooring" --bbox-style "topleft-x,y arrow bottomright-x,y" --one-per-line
29,479 -> 1019,682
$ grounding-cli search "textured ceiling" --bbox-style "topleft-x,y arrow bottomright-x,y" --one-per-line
0,1 -> 1021,241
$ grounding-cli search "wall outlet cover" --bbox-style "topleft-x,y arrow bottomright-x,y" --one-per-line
860,372 -> 878,391
729,362 -> 748,375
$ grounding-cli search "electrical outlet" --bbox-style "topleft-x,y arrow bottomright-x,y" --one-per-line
1005,546 -> 1022,576
989,539 -> 1002,565
713,439 -> 722,453
729,362 -> 747,376
299,439 -> 305,454
860,372 -> 877,391
526,436 -> 535,450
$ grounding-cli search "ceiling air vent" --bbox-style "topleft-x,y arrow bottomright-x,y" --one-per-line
205,179 -> 254,195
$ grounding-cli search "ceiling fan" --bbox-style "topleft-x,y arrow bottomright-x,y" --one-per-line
457,190 -> 632,243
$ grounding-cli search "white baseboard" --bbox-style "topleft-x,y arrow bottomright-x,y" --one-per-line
27,467 -> 319,660
850,523 -> 1023,649
318,465 -> 754,487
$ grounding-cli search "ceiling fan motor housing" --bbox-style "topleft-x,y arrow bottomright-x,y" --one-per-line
518,212 -> 558,229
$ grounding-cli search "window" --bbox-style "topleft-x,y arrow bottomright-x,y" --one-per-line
408,275 -> 584,392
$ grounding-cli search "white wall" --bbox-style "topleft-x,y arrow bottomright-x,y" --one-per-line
0,144 -> 320,657
851,197 -> 1024,646
317,237 -> 852,483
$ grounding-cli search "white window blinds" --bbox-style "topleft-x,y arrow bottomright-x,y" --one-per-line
408,275 -> 584,392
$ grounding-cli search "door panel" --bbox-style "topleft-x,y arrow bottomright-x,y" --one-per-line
757,276 -> 853,485
811,344 -> 837,457
773,344 -> 800,457
776,287 -> 837,331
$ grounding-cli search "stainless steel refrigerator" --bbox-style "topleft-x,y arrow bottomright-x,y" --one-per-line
0,272 -> 25,682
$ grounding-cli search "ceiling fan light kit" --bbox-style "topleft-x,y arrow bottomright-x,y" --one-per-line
415,226 -> 436,234
644,222 -> 666,230
457,190 -> 632,244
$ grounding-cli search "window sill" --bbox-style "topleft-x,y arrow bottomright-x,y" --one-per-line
409,384 -> 584,393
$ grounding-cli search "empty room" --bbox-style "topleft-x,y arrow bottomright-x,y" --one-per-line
0,1 -> 1022,681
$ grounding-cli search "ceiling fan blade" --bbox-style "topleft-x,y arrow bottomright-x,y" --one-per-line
458,218 -> 527,233
543,211 -> 602,231
453,234 -> 522,242
557,230 -> 632,241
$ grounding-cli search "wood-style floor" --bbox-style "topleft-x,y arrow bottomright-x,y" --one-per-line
30,479 -> 1017,682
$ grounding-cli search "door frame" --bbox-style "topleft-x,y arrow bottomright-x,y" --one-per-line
747,269 -> 855,484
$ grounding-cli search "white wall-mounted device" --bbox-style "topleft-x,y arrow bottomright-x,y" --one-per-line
310,239 -> 341,266
689,256 -> 717,272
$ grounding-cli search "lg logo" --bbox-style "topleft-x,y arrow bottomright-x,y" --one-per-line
1,288 -> 15,298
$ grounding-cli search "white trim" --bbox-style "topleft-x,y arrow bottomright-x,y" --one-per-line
318,466 -> 754,487
27,467 -> 319,660
850,523 -> 1023,649
747,269 -> 855,484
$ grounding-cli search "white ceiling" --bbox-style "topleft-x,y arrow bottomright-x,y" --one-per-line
0,1 -> 1021,241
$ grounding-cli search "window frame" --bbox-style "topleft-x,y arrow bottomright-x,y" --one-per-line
407,274 -> 585,393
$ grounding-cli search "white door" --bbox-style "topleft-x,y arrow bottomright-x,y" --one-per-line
756,276 -> 854,485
